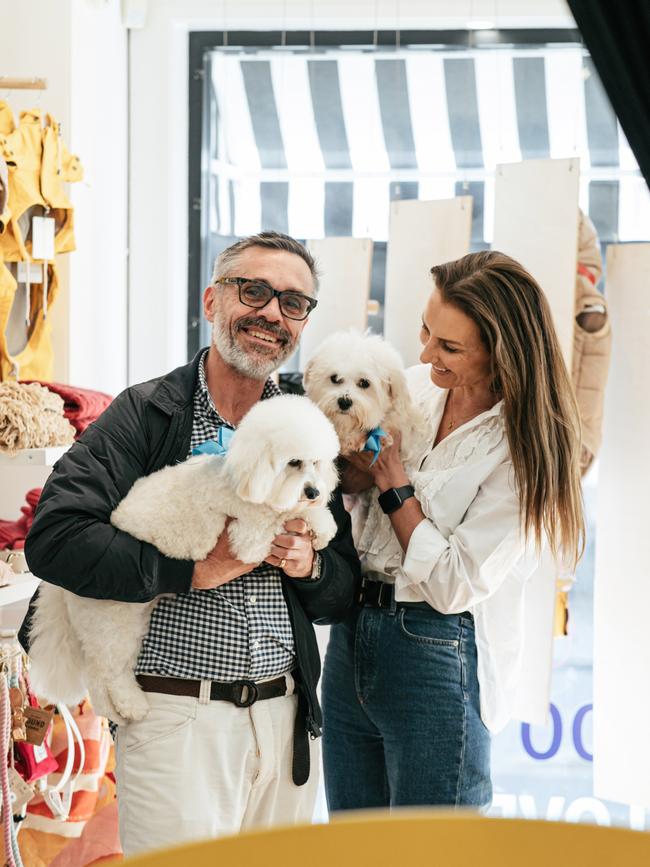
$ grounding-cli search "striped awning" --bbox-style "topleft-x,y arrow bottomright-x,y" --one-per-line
205,45 -> 649,246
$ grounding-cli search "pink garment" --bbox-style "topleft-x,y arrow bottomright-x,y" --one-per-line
0,487 -> 41,550
47,802 -> 122,867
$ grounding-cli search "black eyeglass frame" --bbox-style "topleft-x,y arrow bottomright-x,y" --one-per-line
216,277 -> 318,321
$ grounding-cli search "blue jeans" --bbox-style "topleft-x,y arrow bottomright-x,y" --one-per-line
322,600 -> 491,810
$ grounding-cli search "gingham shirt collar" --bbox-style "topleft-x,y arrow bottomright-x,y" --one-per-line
196,351 -> 281,426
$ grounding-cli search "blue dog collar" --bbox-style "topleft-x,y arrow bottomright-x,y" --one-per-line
192,426 -> 234,457
363,426 -> 387,465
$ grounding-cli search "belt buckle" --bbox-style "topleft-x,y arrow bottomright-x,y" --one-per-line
357,576 -> 371,606
377,581 -> 390,608
232,680 -> 259,708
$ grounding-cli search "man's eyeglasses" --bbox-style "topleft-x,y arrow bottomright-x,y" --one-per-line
216,278 -> 318,321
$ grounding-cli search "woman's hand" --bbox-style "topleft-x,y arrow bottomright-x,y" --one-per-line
346,431 -> 410,492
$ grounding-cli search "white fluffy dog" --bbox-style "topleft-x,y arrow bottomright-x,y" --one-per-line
303,331 -> 425,466
28,394 -> 339,723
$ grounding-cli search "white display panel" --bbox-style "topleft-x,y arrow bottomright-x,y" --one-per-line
593,243 -> 650,807
492,158 -> 580,367
384,198 -> 473,367
511,546 -> 557,725
301,238 -> 373,362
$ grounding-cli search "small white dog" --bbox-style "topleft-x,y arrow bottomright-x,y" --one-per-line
28,394 -> 340,723
303,331 -> 425,466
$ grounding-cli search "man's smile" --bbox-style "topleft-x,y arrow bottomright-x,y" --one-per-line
241,327 -> 281,345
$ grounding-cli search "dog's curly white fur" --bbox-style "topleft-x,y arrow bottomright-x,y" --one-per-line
303,331 -> 426,466
29,395 -> 340,723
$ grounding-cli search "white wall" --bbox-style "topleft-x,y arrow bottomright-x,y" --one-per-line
68,0 -> 128,395
127,0 -> 574,386
0,0 -> 127,395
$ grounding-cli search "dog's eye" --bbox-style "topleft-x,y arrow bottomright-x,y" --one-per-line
357,379 -> 371,389
288,459 -> 302,469
330,374 -> 343,385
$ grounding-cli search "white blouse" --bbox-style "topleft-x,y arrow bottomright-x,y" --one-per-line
356,364 -> 556,733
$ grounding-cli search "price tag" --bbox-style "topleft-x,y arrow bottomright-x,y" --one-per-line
8,767 -> 34,812
16,262 -> 43,284
31,216 -> 55,260
24,705 -> 55,746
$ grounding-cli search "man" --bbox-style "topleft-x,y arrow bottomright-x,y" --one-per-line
22,232 -> 360,855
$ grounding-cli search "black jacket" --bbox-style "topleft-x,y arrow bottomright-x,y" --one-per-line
22,350 -> 361,742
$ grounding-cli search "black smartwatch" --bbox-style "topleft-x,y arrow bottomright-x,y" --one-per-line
378,484 -> 415,515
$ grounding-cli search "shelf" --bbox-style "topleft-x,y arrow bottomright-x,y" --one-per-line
0,573 -> 40,607
0,446 -> 69,466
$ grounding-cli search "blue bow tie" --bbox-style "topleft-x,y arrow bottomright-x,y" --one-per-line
192,426 -> 234,457
363,426 -> 387,465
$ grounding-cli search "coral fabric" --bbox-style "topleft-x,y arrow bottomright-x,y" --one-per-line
0,487 -> 41,549
21,381 -> 112,437
47,803 -> 122,867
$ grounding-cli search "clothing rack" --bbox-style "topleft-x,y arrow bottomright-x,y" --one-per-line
0,78 -> 48,91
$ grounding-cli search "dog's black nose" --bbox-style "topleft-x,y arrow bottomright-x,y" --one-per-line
337,396 -> 353,411
304,486 -> 320,500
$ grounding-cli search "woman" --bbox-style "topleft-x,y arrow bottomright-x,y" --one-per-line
322,251 -> 584,810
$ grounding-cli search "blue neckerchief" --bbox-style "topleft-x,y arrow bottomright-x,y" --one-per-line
191,426 -> 234,457
363,426 -> 387,465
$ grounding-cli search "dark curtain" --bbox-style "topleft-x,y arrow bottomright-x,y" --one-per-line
567,0 -> 650,190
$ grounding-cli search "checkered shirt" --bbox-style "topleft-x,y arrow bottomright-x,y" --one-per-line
134,351 -> 296,682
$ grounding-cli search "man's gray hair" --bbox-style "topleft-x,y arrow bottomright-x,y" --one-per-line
211,231 -> 320,293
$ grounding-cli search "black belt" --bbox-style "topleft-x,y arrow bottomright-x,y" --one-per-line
358,577 -> 473,620
136,673 -> 288,707
136,673 -> 313,787
357,577 -> 397,609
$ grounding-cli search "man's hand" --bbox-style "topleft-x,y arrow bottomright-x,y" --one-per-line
266,519 -> 315,579
191,519 -> 258,590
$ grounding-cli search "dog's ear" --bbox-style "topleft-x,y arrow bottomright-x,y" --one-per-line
302,357 -> 315,394
226,433 -> 278,504
386,367 -> 412,421
234,453 -> 280,504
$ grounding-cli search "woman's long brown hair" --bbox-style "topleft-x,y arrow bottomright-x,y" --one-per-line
430,251 -> 585,567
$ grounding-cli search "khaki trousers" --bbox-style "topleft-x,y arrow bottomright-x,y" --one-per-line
115,678 -> 319,857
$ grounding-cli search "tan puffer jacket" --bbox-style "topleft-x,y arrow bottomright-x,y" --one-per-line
572,210 -> 612,475
555,211 -> 612,637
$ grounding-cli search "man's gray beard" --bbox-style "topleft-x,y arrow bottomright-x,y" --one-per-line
211,315 -> 296,380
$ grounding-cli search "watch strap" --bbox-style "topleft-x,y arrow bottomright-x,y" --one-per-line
378,484 -> 415,515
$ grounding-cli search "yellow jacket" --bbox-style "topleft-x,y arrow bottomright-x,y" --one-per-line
0,104 -> 80,381
0,104 -> 83,262
0,107 -> 46,262
0,261 -> 59,381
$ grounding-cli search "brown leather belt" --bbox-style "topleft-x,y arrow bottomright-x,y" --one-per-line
136,671 -> 313,787
136,673 -> 289,709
